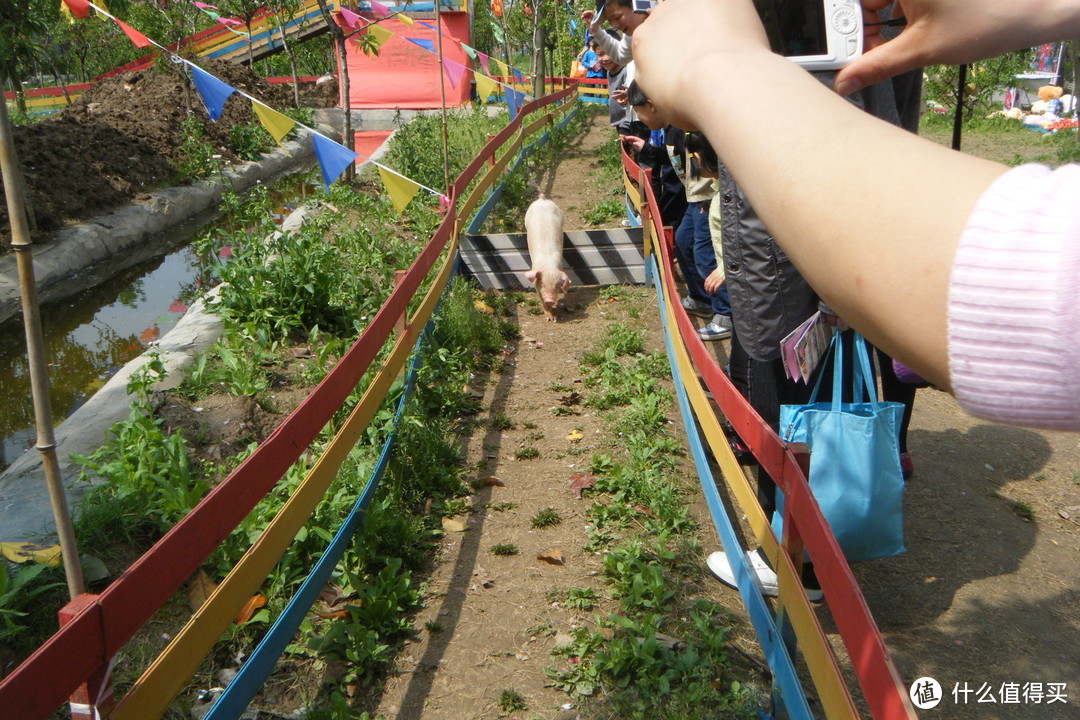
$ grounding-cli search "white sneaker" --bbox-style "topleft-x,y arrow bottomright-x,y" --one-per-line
706,550 -> 823,602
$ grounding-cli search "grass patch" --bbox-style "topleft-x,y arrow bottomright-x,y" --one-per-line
531,508 -> 563,529
491,543 -> 520,556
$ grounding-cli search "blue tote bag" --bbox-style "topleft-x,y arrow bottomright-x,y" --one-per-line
775,330 -> 906,562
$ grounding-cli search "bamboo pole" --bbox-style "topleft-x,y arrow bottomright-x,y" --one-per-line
0,97 -> 85,599
435,0 -> 452,195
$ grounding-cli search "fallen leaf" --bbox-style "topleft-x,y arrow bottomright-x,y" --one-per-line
318,584 -> 346,606
1060,509 -> 1072,520
473,300 -> 495,314
80,554 -> 111,583
631,504 -> 656,518
478,476 -> 505,487
598,627 -> 615,640
559,392 -> 582,406
442,517 -> 467,533
607,297 -> 617,303
537,549 -> 564,565
235,594 -> 267,624
0,542 -> 62,567
187,569 -> 217,612
315,609 -> 350,619
567,472 -> 597,499
566,430 -> 584,442
288,347 -> 313,358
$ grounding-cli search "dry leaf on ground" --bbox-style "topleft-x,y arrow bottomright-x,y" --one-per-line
537,549 -> 564,565
187,569 -> 216,612
568,471 -> 597,499
442,517 -> 467,533
235,594 -> 267,624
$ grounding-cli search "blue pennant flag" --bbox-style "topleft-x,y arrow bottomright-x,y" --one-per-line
512,67 -> 524,82
506,88 -> 524,120
406,37 -> 435,53
312,133 -> 359,191
190,65 -> 235,121
570,19 -> 579,33
417,21 -> 437,30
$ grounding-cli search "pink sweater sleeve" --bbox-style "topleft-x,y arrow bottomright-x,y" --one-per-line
948,163 -> 1080,430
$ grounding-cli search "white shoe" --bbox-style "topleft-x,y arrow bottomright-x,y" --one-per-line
707,550 -> 823,602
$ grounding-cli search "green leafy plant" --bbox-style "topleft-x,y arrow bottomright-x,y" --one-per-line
515,446 -> 540,460
583,197 -> 624,227
491,543 -> 520,556
497,688 -> 528,714
530,508 -> 562,529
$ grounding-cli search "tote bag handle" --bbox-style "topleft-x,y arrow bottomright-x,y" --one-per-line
805,328 -> 880,411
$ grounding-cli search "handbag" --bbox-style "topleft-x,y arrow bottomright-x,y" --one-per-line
774,330 -> 906,562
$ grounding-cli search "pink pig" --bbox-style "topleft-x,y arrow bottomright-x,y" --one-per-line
524,195 -> 569,322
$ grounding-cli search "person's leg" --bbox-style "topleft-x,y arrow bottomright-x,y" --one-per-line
673,203 -> 711,307
688,201 -> 730,317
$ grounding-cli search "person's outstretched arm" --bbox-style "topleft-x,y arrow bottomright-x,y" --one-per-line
632,0 -> 1017,389
835,0 -> 1080,94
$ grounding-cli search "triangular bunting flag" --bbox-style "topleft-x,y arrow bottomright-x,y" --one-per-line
461,44 -> 478,60
338,7 -> 362,28
473,71 -> 496,102
406,37 -> 434,53
417,21 -> 437,30
192,1 -> 218,8
506,88 -> 524,119
113,17 -> 152,48
216,16 -> 242,27
312,134 -> 359,190
378,167 -> 421,214
366,23 -> 393,48
494,58 -> 509,79
476,51 -> 490,74
443,58 -> 468,89
252,102 -> 296,145
398,14 -> 414,26
61,0 -> 91,18
190,65 -> 236,120
366,23 -> 393,49
511,67 -> 524,83
491,21 -> 504,43
370,0 -> 389,17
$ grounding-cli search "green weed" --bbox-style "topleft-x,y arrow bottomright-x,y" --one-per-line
531,508 -> 563,529
491,543 -> 520,556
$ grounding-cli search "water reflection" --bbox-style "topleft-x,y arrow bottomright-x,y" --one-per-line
0,170 -> 318,471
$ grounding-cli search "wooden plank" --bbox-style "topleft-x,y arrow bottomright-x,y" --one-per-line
460,229 -> 645,289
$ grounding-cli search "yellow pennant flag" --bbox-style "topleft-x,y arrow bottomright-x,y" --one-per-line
378,167 -> 421,214
473,71 -> 497,102
398,13 -> 414,26
494,59 -> 509,79
251,101 -> 296,145
367,23 -> 393,49
1,541 -> 62,567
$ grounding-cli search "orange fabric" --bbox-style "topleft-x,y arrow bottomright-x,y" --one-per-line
353,130 -> 394,163
341,12 -> 472,109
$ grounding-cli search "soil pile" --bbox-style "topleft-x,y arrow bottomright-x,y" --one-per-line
1,57 -> 337,250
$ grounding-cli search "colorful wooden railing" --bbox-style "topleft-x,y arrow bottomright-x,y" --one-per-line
625,149 -> 918,719
0,82 -> 578,720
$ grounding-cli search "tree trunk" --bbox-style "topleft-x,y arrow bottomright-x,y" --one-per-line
532,23 -> 545,98
315,0 -> 354,179
278,21 -> 301,107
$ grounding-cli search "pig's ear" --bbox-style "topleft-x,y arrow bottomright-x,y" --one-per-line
525,269 -> 539,282
560,272 -> 571,290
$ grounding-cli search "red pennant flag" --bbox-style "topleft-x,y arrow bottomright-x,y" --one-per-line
113,17 -> 152,48
62,0 -> 91,18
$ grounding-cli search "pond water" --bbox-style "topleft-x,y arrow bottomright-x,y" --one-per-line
0,170 -> 320,472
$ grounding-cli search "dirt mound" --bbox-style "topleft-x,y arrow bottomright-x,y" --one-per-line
1,57 -> 337,249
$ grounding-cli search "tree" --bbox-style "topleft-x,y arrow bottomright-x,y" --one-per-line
314,0 -> 354,179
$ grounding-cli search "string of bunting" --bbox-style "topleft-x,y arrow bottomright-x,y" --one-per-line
59,0 -> 448,212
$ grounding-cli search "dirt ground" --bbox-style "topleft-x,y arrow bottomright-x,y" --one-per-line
1,58 -> 336,248
152,112 -> 1078,718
